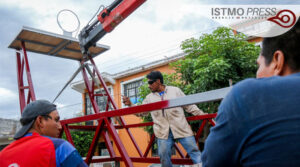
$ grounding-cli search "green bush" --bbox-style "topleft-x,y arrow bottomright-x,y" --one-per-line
62,130 -> 94,157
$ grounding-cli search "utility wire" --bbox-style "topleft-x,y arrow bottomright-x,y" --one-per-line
56,102 -> 82,109
97,42 -> 181,70
100,46 -> 181,73
99,45 -> 180,71
96,25 -> 220,70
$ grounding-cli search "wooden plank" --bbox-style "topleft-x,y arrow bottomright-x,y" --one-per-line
8,26 -> 109,61
59,50 -> 83,59
19,30 -> 63,46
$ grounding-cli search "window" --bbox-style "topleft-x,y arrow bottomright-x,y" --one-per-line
98,142 -> 111,156
85,87 -> 112,115
255,41 -> 262,48
85,87 -> 112,125
85,87 -> 112,114
96,89 -> 111,112
123,79 -> 143,105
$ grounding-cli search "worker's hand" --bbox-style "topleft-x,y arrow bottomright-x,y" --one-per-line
122,95 -> 132,106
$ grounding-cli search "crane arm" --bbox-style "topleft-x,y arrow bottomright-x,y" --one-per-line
79,0 -> 146,54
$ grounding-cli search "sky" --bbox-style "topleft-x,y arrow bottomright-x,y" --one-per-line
0,0 -> 299,120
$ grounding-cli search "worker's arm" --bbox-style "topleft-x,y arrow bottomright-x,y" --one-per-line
176,87 -> 205,115
122,95 -> 149,117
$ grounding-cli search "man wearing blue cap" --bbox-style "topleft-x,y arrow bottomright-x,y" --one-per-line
0,100 -> 88,167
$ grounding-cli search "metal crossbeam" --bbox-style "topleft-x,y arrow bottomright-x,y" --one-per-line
60,87 -> 230,124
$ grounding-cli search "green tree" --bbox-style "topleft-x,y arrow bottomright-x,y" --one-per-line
175,27 -> 259,94
137,27 -> 260,134
172,27 -> 260,114
62,130 -> 94,157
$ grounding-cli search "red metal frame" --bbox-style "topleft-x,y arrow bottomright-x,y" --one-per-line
14,43 -> 219,166
62,114 -> 216,166
59,54 -> 218,166
16,41 -> 36,113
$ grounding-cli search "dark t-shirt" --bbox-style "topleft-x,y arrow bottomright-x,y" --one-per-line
202,73 -> 300,167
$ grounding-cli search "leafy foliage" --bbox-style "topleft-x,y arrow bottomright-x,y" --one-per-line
137,27 -> 260,134
172,27 -> 260,113
62,130 -> 94,157
175,27 -> 259,94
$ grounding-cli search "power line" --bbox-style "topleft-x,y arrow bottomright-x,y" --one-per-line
99,48 -> 180,73
98,42 -> 181,68
56,102 -> 82,109
99,45 -> 181,72
96,25 -> 220,70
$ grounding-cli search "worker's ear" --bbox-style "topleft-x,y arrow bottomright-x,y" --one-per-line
272,50 -> 285,76
35,116 -> 45,129
156,79 -> 161,85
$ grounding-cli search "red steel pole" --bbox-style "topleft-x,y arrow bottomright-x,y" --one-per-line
88,55 -> 144,157
16,50 -> 26,112
104,118 -> 133,167
85,119 -> 105,165
21,41 -> 36,102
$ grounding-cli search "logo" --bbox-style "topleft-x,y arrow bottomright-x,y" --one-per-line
204,5 -> 299,37
268,10 -> 296,28
8,163 -> 20,167
211,7 -> 277,19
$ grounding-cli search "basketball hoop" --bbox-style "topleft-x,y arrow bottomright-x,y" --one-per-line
57,9 -> 80,37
